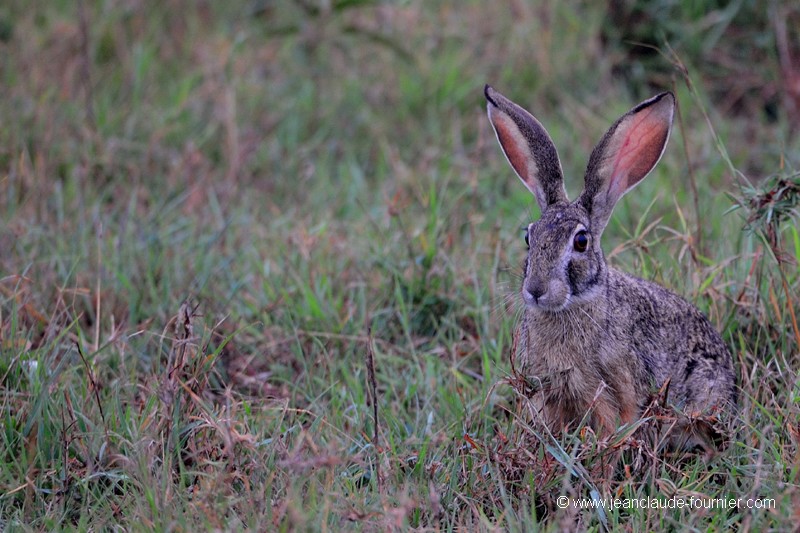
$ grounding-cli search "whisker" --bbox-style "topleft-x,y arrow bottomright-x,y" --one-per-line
578,305 -> 602,330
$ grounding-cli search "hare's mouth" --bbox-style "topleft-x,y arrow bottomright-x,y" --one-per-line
525,301 -> 570,313
521,288 -> 570,312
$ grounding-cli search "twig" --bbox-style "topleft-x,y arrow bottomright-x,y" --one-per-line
59,405 -> 72,514
672,79 -> 702,259
170,300 -> 198,381
75,342 -> 107,428
772,4 -> 800,136
780,266 -> 800,351
365,327 -> 381,492
94,222 -> 102,353
735,248 -> 761,303
662,43 -> 750,186
77,0 -> 96,132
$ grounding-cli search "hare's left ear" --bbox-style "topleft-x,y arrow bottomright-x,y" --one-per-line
485,85 -> 568,211
578,92 -> 675,236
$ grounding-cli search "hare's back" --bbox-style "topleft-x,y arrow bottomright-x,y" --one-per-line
607,270 -> 737,411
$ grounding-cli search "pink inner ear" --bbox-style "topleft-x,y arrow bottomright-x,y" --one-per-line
607,107 -> 670,198
493,114 -> 530,183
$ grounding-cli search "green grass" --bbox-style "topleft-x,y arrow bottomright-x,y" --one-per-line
1,1 -> 799,530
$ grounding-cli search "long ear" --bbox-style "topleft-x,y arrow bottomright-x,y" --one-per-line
485,85 -> 568,210
578,92 -> 675,235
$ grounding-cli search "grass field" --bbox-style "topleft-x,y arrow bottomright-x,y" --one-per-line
1,1 -> 799,530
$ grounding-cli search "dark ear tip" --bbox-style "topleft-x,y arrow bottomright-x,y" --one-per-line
633,91 -> 676,113
659,91 -> 676,103
484,84 -> 497,106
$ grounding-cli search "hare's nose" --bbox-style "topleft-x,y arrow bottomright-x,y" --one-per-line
525,282 -> 547,301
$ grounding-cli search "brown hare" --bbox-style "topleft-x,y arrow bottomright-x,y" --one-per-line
484,85 -> 736,447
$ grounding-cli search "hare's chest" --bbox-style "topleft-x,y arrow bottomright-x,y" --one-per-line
519,311 -> 643,428
520,315 -> 600,367
520,320 -> 604,389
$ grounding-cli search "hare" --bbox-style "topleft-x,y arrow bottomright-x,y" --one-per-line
484,85 -> 736,445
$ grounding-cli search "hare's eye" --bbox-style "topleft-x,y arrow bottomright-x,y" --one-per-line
520,226 -> 529,247
573,230 -> 588,252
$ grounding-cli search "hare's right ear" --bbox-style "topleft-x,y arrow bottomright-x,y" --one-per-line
578,92 -> 675,237
485,85 -> 567,210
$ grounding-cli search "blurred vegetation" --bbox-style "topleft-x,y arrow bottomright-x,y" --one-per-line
1,0 -> 799,530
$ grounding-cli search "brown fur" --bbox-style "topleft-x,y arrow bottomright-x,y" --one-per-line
485,85 -> 737,444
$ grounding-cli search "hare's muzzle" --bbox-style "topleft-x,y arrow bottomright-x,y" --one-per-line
522,277 -> 570,311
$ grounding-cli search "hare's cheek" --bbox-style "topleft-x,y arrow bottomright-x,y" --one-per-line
566,257 -> 600,297
520,256 -> 530,284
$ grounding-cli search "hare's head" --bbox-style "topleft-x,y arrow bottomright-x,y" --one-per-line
485,85 -> 675,312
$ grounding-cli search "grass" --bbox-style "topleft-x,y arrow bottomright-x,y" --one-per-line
1,0 -> 799,530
